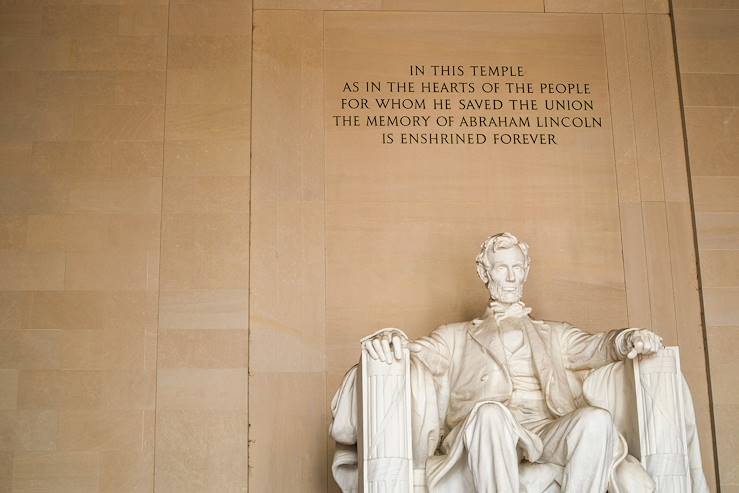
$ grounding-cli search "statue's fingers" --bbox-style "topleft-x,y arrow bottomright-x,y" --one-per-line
381,337 -> 392,364
407,342 -> 422,353
365,340 -> 379,360
372,339 -> 385,362
649,337 -> 656,349
627,348 -> 638,359
643,339 -> 654,353
391,335 -> 402,360
650,337 -> 660,352
634,339 -> 645,354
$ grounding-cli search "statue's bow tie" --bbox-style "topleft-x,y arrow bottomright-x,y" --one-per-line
489,301 -> 532,322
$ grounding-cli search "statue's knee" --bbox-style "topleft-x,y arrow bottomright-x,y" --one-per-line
576,407 -> 613,434
465,404 -> 517,448
475,403 -> 509,425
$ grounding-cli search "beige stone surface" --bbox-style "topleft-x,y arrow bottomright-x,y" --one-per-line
57,410 -> 143,452
249,373 -> 327,492
673,3 -> 739,491
154,1 -> 252,492
673,0 -> 738,8
164,140 -> 250,177
250,9 -> 327,491
707,327 -> 739,490
159,213 -> 249,290
99,450 -> 154,493
0,372 -> 19,411
625,14 -> 665,202
675,9 -> 739,74
12,451 -> 101,493
154,410 -> 246,493
603,14 -> 641,204
545,0 -> 623,13
159,289 -> 249,331
700,250 -> 739,287
0,0 -> 229,490
681,73 -> 739,107
648,15 -> 690,202
0,0 -> 732,490
544,0 -> 670,12
642,202 -> 678,343
696,212 -> 739,250
157,330 -> 249,368
171,1 -> 252,35
685,107 -> 739,176
254,0 -> 546,10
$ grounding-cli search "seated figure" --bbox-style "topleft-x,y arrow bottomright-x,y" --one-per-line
330,233 -> 709,493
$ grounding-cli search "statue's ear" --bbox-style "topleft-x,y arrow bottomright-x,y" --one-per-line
476,262 -> 489,285
523,264 -> 530,282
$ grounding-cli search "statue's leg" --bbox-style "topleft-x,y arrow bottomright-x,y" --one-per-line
462,403 -> 520,493
536,406 -> 615,493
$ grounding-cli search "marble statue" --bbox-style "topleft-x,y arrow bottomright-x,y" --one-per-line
330,233 -> 709,493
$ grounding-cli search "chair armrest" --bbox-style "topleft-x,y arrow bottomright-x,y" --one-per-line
359,331 -> 415,493
633,347 -> 692,492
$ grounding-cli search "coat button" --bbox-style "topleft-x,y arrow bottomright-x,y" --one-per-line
480,374 -> 488,382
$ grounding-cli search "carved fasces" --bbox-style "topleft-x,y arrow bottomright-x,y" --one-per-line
633,347 -> 691,492
359,329 -> 415,493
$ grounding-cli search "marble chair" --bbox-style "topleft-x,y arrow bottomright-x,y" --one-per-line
329,330 -> 706,493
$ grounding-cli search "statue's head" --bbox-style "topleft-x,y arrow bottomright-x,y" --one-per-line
475,232 -> 530,304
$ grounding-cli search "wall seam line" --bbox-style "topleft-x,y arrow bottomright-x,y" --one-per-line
247,2 -> 256,491
321,10 -> 330,492
668,0 -> 722,489
622,14 -> 656,329
645,13 -> 680,346
151,1 -> 173,491
600,13 -> 632,326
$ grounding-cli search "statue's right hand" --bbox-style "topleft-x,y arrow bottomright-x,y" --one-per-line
365,330 -> 408,363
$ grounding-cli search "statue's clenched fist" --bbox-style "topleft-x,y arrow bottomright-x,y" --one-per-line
625,329 -> 664,359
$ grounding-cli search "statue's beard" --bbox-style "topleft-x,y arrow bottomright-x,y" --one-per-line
489,282 -> 524,304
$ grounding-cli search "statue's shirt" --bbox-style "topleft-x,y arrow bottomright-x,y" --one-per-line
500,320 -> 554,433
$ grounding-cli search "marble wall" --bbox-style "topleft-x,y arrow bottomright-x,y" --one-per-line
0,0 -> 735,492
0,1 -> 250,492
674,2 -> 739,491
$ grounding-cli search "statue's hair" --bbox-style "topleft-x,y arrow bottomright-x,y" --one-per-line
475,232 -> 530,286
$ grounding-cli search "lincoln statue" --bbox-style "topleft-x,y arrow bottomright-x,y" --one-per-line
329,233 -> 708,493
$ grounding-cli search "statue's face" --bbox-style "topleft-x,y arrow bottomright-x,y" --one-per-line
487,246 -> 528,304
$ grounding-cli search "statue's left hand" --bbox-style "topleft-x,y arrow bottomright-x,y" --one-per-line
625,329 -> 664,359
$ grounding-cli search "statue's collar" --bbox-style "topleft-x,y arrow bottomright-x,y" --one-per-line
481,301 -> 532,322
469,301 -> 533,338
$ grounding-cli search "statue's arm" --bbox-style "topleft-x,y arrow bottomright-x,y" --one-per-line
408,324 -> 455,377
561,324 -> 635,370
562,324 -> 663,370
